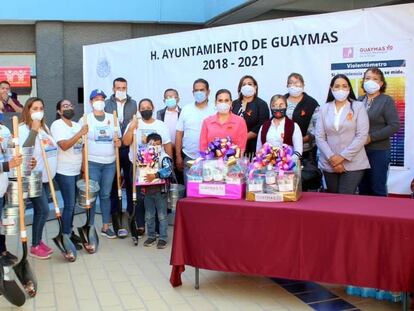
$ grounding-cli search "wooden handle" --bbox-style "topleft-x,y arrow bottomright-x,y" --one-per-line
13,116 -> 27,240
132,116 -> 137,200
39,140 -> 60,217
83,114 -> 90,208
113,111 -> 122,199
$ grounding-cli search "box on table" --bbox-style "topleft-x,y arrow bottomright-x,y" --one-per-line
246,168 -> 302,202
186,159 -> 246,199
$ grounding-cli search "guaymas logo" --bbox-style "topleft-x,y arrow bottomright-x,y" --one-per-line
360,44 -> 393,57
270,31 -> 338,48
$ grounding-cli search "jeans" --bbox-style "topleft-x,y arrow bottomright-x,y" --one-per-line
110,147 -> 133,215
55,173 -> 78,234
144,192 -> 168,241
135,187 -> 145,228
358,149 -> 391,197
89,161 -> 116,226
30,183 -> 50,246
323,170 -> 365,194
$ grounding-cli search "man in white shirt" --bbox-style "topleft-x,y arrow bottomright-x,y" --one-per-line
157,88 -> 182,183
104,77 -> 137,238
175,79 -> 215,186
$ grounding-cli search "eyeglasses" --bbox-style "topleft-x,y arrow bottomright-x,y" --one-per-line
62,104 -> 74,109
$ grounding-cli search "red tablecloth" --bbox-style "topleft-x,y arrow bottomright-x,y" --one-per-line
170,192 -> 414,292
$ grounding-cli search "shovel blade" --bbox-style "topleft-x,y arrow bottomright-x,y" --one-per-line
13,259 -> 37,297
53,234 -> 77,262
1,265 -> 26,306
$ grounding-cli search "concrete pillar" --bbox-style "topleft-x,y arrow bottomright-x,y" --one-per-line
35,22 -> 64,123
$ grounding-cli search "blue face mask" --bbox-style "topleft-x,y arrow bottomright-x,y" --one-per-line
165,97 -> 177,108
193,91 -> 207,104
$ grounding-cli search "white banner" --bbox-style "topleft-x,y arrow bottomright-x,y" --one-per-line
83,3 -> 414,194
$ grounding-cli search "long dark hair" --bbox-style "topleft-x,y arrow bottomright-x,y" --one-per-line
55,99 -> 65,120
237,75 -> 258,101
326,74 -> 357,103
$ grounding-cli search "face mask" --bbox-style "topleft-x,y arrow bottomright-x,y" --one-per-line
7,92 -> 12,97
115,90 -> 127,101
287,86 -> 303,97
194,91 -> 207,103
240,85 -> 255,97
216,102 -> 230,114
92,100 -> 105,111
62,109 -> 75,120
363,80 -> 381,95
332,90 -> 350,102
271,108 -> 287,119
165,98 -> 177,108
140,110 -> 153,120
31,111 -> 44,121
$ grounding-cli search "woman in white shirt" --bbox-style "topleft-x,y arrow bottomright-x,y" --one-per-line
79,89 -> 121,239
123,98 -> 172,238
51,99 -> 88,250
20,97 -> 58,260
256,94 -> 303,159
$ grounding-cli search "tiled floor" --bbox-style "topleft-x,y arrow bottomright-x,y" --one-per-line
0,213 -> 405,311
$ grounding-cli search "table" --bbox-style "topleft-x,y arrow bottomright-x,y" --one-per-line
170,192 -> 414,309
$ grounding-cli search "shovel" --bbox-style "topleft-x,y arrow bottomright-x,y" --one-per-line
1,116 -> 37,305
129,117 -> 139,246
77,114 -> 99,254
112,111 -> 127,238
39,140 -> 77,262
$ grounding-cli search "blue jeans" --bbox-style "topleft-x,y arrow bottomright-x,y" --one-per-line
55,173 -> 78,234
0,197 -> 5,253
89,161 -> 116,226
183,155 -> 194,188
359,149 -> 391,197
30,183 -> 50,247
110,147 -> 133,215
144,192 -> 168,241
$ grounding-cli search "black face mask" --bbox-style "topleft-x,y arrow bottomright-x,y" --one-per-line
271,108 -> 287,119
140,110 -> 153,120
62,109 -> 75,120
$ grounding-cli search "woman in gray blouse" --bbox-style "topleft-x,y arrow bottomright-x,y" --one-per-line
358,67 -> 400,196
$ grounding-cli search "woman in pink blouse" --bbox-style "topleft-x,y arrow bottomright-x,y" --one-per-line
199,89 -> 248,153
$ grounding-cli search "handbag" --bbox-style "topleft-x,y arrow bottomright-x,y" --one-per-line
300,151 -> 322,191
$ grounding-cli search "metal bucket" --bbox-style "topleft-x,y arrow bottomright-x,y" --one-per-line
1,206 -> 19,235
6,179 -> 29,206
168,184 -> 185,226
27,171 -> 42,198
76,179 -> 100,208
5,146 -> 34,178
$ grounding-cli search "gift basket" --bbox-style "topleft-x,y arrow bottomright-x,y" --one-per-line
186,137 -> 247,199
246,143 -> 301,202
135,144 -> 166,186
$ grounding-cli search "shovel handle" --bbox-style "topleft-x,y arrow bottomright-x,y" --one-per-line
113,111 -> 122,199
83,114 -> 90,208
132,116 -> 137,202
39,139 -> 60,217
12,116 -> 27,241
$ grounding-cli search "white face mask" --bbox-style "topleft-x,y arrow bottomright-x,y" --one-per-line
216,102 -> 231,114
115,90 -> 127,101
363,80 -> 381,95
332,90 -> 350,102
240,85 -> 255,97
287,86 -> 303,97
31,111 -> 44,121
92,100 -> 105,111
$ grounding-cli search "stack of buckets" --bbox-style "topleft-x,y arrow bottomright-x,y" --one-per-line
2,146 -> 42,235
168,184 -> 185,226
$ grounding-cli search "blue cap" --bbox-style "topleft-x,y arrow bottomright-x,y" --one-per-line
89,89 -> 107,100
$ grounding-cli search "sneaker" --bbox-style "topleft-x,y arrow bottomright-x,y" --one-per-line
117,228 -> 128,237
101,228 -> 117,239
0,256 -> 14,266
156,240 -> 167,249
143,238 -> 157,247
138,228 -> 145,239
2,251 -> 18,262
29,245 -> 51,260
39,241 -> 53,254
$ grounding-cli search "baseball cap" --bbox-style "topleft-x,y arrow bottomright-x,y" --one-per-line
89,89 -> 107,100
